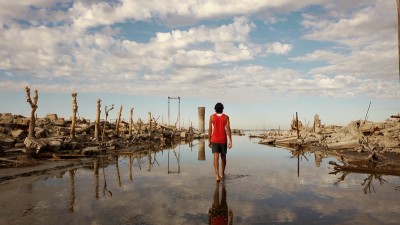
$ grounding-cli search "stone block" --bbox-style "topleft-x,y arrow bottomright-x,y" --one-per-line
326,139 -> 360,149
180,131 -> 186,138
0,133 -> 15,147
34,127 -> 48,139
47,139 -> 62,151
379,136 -> 400,148
53,126 -> 70,135
11,129 -> 27,140
0,115 -> 13,124
46,114 -> 58,121
53,118 -> 66,126
13,117 -> 29,126
0,113 -> 12,117
24,137 -> 45,153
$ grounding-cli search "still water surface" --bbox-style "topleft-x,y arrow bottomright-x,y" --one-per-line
1,135 -> 400,225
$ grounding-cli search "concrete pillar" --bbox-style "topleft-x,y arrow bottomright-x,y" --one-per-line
198,107 -> 205,133
314,114 -> 321,133
198,139 -> 205,161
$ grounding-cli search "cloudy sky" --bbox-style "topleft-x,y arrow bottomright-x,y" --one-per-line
0,0 -> 399,129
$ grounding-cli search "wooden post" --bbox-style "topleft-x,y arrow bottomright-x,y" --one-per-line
137,118 -> 142,134
364,101 -> 372,124
25,86 -> 38,138
129,108 -> 134,137
94,98 -> 101,140
116,105 -> 122,135
148,112 -> 152,137
102,104 -> 114,144
296,112 -> 300,139
397,0 -> 400,82
71,93 -> 78,139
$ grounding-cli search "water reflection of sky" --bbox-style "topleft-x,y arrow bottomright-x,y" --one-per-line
0,136 -> 400,225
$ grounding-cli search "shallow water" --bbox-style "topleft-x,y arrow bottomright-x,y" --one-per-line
1,135 -> 400,225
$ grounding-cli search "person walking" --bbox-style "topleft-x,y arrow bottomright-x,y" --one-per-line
208,102 -> 232,181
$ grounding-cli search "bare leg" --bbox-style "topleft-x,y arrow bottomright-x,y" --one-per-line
221,154 -> 226,179
213,153 -> 220,181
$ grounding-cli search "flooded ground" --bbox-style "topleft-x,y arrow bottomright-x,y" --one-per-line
1,135 -> 400,225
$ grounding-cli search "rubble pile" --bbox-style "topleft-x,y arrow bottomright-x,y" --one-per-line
259,113 -> 400,154
258,113 -> 400,175
0,113 -> 201,167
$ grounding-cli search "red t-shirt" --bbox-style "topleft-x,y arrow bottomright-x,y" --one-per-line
211,113 -> 227,143
211,215 -> 228,225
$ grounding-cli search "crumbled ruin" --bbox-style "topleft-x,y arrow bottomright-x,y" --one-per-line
0,112 -> 203,164
258,113 -> 400,174
259,113 -> 400,153
0,87 -> 211,171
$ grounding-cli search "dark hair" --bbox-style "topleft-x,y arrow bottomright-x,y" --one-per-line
214,102 -> 224,113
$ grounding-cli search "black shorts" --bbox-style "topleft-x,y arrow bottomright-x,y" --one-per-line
212,142 -> 227,155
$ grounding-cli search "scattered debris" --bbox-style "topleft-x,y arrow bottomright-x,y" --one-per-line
0,87 -> 219,172
257,113 -> 400,175
258,113 -> 400,154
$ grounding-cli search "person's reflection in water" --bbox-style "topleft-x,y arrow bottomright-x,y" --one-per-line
208,182 -> 233,225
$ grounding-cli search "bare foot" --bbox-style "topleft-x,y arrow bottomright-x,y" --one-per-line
216,175 -> 220,182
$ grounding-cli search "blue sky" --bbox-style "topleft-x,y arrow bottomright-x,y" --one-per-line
0,0 -> 399,130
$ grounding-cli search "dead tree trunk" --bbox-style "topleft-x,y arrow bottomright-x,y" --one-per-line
70,93 -> 78,140
148,112 -> 152,137
397,0 -> 400,81
296,112 -> 299,139
116,105 -> 122,135
25,86 -> 38,138
94,98 -> 101,140
102,104 -> 114,145
129,108 -> 134,137
137,118 -> 142,134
